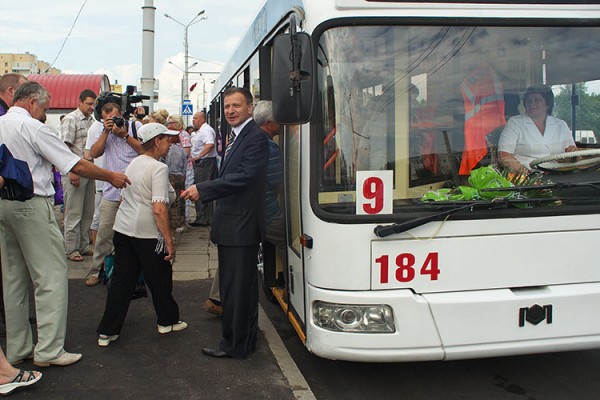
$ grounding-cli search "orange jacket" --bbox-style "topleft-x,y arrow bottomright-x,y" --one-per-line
459,65 -> 506,175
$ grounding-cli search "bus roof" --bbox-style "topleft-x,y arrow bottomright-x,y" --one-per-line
211,0 -> 600,100
211,0 -> 303,99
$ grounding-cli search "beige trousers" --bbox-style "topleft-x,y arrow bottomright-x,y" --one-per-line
0,197 -> 68,362
87,199 -> 120,279
62,175 -> 95,256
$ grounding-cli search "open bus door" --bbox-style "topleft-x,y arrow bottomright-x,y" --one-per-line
271,20 -> 315,340
281,124 -> 307,340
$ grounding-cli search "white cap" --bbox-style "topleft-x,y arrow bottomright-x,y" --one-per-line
138,123 -> 179,144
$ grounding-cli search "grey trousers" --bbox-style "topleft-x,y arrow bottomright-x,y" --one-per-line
62,175 -> 95,256
0,197 -> 68,362
87,199 -> 120,279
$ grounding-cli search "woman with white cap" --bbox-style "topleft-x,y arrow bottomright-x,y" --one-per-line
97,123 -> 188,347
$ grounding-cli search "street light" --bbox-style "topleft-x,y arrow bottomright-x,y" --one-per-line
199,74 -> 217,112
164,10 -> 207,121
168,61 -> 198,112
187,70 -> 219,111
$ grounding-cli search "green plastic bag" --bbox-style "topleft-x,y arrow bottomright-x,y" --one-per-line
421,189 -> 452,202
467,166 -> 513,200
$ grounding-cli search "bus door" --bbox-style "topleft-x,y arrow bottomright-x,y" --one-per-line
284,123 -> 306,326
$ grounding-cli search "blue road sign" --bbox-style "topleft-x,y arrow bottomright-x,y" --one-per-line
182,100 -> 193,116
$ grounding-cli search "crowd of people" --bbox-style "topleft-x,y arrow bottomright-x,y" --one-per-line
0,73 -> 284,395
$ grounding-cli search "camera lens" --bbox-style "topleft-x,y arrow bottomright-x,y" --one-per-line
113,117 -> 124,128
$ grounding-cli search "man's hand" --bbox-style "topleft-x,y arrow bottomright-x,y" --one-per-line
110,172 -> 131,189
565,145 -> 579,153
103,117 -> 114,133
181,185 -> 200,201
104,117 -> 128,138
68,172 -> 80,187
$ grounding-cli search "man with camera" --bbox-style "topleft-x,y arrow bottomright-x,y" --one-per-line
84,99 -> 142,287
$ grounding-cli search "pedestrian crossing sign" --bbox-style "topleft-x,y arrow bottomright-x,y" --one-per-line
182,100 -> 193,116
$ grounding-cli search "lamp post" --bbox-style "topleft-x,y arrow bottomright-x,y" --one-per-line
187,71 -> 219,112
168,60 -> 198,112
201,74 -> 217,113
164,10 -> 207,120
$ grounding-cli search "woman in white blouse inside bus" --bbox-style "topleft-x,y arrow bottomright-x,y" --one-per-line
498,84 -> 578,174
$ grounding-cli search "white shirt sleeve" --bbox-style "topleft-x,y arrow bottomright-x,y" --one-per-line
151,163 -> 171,203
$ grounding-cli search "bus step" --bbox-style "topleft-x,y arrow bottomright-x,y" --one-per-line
272,287 -> 306,344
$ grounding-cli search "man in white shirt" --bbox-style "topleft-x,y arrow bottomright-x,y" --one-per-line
84,120 -> 105,248
84,101 -> 142,287
189,111 -> 218,226
0,82 -> 129,367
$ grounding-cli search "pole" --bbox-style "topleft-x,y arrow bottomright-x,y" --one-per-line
184,25 -> 190,125
164,11 -> 205,125
202,75 -> 206,113
141,0 -> 156,112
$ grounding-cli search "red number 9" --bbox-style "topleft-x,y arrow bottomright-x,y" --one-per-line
362,177 -> 384,214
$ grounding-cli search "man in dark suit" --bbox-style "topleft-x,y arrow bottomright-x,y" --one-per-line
182,87 -> 268,359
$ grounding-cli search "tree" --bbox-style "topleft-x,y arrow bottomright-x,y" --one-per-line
554,83 -> 600,140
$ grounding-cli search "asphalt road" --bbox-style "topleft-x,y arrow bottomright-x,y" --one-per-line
6,279 -> 295,400
260,293 -> 600,400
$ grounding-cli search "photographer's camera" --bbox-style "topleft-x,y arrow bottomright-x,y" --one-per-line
112,116 -> 125,128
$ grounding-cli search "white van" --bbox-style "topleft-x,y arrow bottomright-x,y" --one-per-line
575,130 -> 597,144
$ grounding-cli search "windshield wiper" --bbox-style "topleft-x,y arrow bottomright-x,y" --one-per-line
374,202 -> 479,238
373,197 -> 560,238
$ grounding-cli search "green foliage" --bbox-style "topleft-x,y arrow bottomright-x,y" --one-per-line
554,83 -> 600,139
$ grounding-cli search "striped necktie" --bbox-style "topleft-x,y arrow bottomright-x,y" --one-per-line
224,129 -> 236,158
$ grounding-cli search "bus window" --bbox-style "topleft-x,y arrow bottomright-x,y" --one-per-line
313,24 -> 600,217
250,53 -> 261,101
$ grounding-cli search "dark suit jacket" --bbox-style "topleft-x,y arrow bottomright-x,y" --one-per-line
196,119 -> 269,246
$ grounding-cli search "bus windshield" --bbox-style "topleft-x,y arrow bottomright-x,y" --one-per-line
313,23 -> 600,218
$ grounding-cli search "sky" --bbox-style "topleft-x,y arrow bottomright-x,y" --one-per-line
0,0 -> 265,115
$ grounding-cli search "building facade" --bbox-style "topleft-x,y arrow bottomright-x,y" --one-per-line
0,53 -> 61,76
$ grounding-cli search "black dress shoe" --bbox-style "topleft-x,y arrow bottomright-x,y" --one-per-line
202,347 -> 231,358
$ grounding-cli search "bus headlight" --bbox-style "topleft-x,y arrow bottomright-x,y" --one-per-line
312,301 -> 395,333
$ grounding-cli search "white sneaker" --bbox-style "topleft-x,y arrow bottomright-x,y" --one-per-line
98,334 -> 119,347
34,351 -> 82,367
157,320 -> 188,334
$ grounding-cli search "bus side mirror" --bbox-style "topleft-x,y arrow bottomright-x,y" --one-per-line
272,31 -> 314,124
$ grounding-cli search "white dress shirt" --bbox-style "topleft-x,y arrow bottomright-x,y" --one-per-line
0,107 -> 80,196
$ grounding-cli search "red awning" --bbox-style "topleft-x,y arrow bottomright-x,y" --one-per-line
27,74 -> 111,110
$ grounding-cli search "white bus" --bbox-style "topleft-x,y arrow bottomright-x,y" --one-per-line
208,0 -> 600,362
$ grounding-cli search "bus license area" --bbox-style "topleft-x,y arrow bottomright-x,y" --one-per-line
371,242 -> 440,289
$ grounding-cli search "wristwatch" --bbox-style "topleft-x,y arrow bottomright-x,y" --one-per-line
123,134 -> 129,141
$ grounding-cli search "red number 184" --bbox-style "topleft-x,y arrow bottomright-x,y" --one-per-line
375,252 -> 440,283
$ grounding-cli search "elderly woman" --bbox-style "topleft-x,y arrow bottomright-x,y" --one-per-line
165,134 -> 188,233
97,123 -> 187,347
149,109 -> 170,126
498,84 -> 577,173
166,115 -> 194,225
